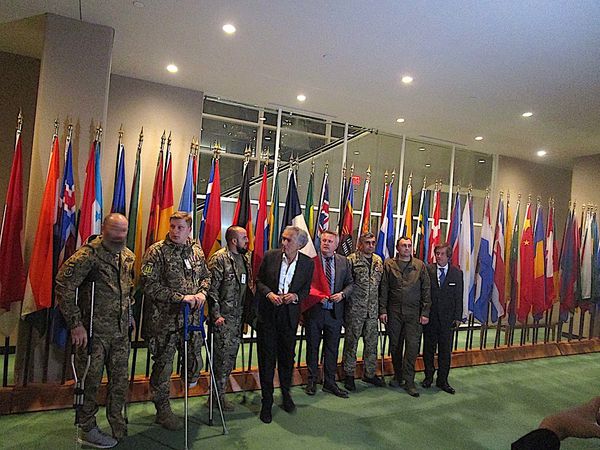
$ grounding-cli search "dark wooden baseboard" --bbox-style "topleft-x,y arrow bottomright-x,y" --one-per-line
2,338 -> 599,415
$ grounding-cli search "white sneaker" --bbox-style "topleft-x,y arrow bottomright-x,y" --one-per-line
78,427 -> 118,449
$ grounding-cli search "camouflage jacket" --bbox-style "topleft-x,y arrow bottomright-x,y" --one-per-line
141,237 -> 210,338
207,247 -> 254,322
55,236 -> 135,337
346,251 -> 383,321
379,256 -> 431,319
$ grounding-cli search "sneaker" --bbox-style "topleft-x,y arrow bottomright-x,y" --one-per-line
79,427 -> 118,449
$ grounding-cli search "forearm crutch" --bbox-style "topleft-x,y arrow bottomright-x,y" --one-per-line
377,319 -> 385,381
240,325 -> 247,404
71,283 -> 95,448
182,303 -> 227,450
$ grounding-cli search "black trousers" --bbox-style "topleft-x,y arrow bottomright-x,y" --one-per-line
256,307 -> 297,407
423,319 -> 454,385
387,313 -> 422,388
305,308 -> 342,387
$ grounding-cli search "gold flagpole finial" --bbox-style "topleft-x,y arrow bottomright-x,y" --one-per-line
213,141 -> 222,160
391,169 -> 396,183
324,160 -> 329,174
54,118 -> 59,137
167,131 -> 172,146
97,123 -> 103,142
349,163 -> 355,177
137,127 -> 144,153
422,176 -> 427,190
160,131 -> 166,152
311,159 -> 315,174
528,193 -> 532,203
408,172 -> 413,186
118,124 -> 124,145
67,122 -> 74,141
366,165 -> 372,181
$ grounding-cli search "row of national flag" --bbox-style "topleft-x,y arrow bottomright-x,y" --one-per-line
2,114 -> 599,338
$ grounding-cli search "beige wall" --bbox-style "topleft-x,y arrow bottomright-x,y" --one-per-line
105,74 -> 204,244
496,155 -> 572,242
571,154 -> 600,208
0,52 -> 39,219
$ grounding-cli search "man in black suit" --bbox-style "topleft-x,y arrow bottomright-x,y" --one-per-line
304,230 -> 354,399
422,242 -> 463,394
256,226 -> 314,424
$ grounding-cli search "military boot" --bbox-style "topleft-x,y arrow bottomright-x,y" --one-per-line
155,403 -> 184,431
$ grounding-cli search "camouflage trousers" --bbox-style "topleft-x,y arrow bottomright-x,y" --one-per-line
212,315 -> 242,396
148,329 -> 202,409
342,317 -> 379,378
75,332 -> 130,437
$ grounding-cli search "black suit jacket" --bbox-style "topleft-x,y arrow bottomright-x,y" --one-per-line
256,249 -> 314,328
426,264 -> 463,328
305,253 -> 354,321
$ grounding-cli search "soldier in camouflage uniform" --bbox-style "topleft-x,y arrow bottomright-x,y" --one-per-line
343,232 -> 385,391
207,225 -> 252,411
56,213 -> 134,449
141,211 -> 211,431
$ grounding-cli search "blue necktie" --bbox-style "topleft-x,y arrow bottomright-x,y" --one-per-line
439,267 -> 446,286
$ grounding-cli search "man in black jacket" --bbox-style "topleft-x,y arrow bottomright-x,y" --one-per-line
255,226 -> 314,424
422,242 -> 463,394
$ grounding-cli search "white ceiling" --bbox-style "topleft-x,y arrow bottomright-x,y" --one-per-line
1,0 -> 599,167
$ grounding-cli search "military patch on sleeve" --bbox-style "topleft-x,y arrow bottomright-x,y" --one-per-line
63,266 -> 74,278
142,263 -> 153,276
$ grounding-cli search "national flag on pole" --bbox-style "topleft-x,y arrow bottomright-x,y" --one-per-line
233,155 -> 254,251
504,196 -> 514,310
376,178 -> 395,260
507,199 -> 521,325
491,195 -> 506,322
145,148 -> 164,249
178,143 -> 196,214
399,178 -> 413,241
127,131 -> 144,282
22,130 -> 61,316
338,177 -> 354,256
57,136 -> 77,267
253,163 -> 268,279
304,166 -> 315,239
380,174 -> 390,232
591,211 -> 600,302
545,201 -> 559,310
314,169 -> 330,250
559,208 -> 577,320
0,116 -> 26,335
459,193 -> 475,319
268,164 -> 280,249
359,170 -> 371,235
532,203 -> 546,319
447,191 -> 461,267
580,208 -> 593,301
77,136 -> 102,247
414,182 -> 430,261
199,156 -> 221,258
428,185 -> 441,264
518,202 -> 534,323
157,137 -> 174,241
111,138 -> 126,215
473,195 -> 494,323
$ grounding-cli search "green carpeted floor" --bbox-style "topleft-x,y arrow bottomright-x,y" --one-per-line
1,353 -> 600,449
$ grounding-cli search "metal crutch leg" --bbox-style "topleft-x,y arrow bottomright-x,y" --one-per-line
378,319 -> 385,382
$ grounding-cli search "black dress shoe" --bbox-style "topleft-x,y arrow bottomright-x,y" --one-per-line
260,406 -> 272,423
282,395 -> 296,413
421,378 -> 433,388
305,381 -> 317,396
437,384 -> 456,394
404,385 -> 420,397
322,383 -> 349,398
388,379 -> 406,388
362,376 -> 385,387
344,375 -> 356,391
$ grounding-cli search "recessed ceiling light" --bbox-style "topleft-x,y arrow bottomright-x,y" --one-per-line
418,147 -> 426,151
396,118 -> 405,123
401,75 -> 413,84
354,151 -> 360,155
425,163 -> 431,168
132,1 -> 145,7
264,136 -> 272,141
478,159 -> 486,164
166,64 -> 178,73
537,150 -> 547,157
297,94 -> 306,102
522,112 -> 533,118
223,24 -> 236,34
475,136 -> 483,141
259,117 -> 266,121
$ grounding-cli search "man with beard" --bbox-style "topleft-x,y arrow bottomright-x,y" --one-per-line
141,211 -> 211,431
207,225 -> 253,410
56,213 -> 135,448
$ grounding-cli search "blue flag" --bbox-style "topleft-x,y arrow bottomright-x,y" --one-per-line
376,179 -> 395,260
179,152 -> 195,213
